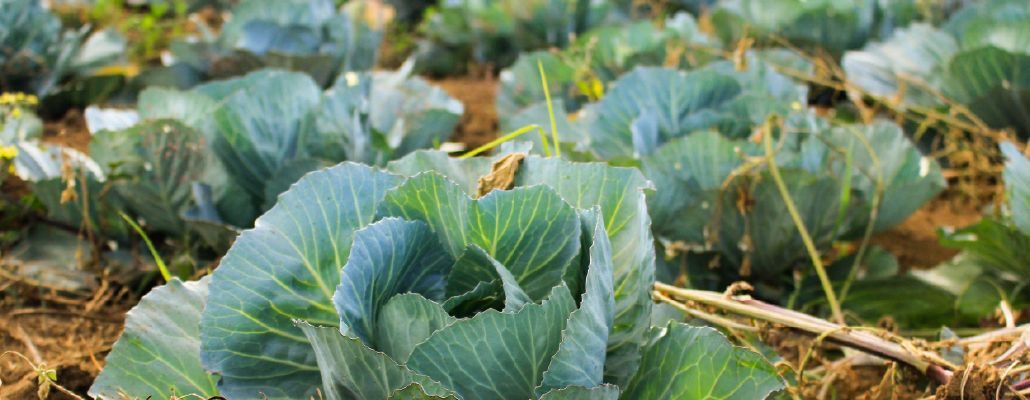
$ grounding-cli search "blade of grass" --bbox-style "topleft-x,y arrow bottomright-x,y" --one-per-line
837,126 -> 885,303
831,139 -> 854,239
537,59 -> 561,157
459,124 -> 550,159
118,211 -> 171,282
761,117 -> 845,325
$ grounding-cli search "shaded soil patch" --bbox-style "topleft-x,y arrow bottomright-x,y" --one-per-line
871,197 -> 983,270
432,77 -> 498,151
41,109 -> 90,153
0,305 -> 127,399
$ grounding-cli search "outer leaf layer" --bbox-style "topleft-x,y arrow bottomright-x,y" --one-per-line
621,323 -> 784,400
200,163 -> 401,398
89,278 -> 218,399
90,120 -> 210,235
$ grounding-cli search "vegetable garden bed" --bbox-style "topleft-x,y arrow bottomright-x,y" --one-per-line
1,0 -> 1028,399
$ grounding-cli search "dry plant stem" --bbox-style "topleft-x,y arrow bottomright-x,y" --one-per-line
0,351 -> 86,400
10,324 -> 42,364
961,324 -> 1029,345
6,307 -> 125,322
652,290 -> 758,332
761,119 -> 845,325
1001,300 -> 1016,328
654,282 -> 954,384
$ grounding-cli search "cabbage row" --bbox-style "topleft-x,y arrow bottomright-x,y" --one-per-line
1,0 -> 1026,399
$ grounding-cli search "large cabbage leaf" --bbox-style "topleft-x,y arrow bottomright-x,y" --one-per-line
582,67 -> 742,160
199,163 -> 400,398
841,24 -> 958,108
940,47 -> 1030,138
89,277 -> 218,399
621,324 -> 784,399
90,120 -> 213,235
641,131 -> 755,244
197,69 -> 321,203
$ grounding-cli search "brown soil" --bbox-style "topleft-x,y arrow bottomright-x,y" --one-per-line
432,77 -> 498,151
870,197 -> 983,270
935,367 -> 1002,400
0,304 -> 128,399
42,109 -> 90,153
763,328 -> 933,399
0,247 -> 134,399
801,364 -> 931,400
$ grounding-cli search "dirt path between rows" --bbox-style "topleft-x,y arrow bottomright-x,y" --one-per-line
434,76 -> 498,150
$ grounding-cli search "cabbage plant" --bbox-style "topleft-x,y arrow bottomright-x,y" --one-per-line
91,150 -> 785,399
8,140 -> 123,236
496,13 -> 715,124
843,0 -> 1030,139
414,0 -> 618,76
90,65 -> 462,235
1,0 -> 127,107
153,0 -> 379,88
551,62 -> 944,294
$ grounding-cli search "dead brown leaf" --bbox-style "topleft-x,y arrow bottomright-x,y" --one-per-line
476,152 -> 526,198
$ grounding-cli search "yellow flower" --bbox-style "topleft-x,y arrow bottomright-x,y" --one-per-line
0,92 -> 38,107
11,107 -> 21,118
0,145 -> 18,159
